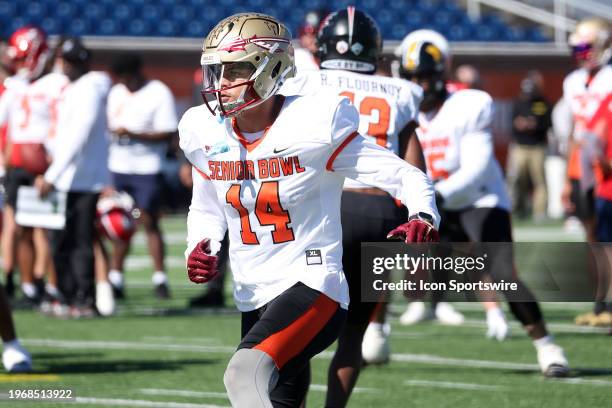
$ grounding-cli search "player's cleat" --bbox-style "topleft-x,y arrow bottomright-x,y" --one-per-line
39,286 -> 64,315
486,307 -> 510,341
399,301 -> 433,325
154,283 -> 170,299
592,311 -> 612,327
362,323 -> 390,364
537,343 -> 569,378
69,305 -> 96,319
2,342 -> 32,373
110,283 -> 125,300
50,302 -> 71,319
574,311 -> 598,326
434,302 -> 465,326
95,281 -> 116,317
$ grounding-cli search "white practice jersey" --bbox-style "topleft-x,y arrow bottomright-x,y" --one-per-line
44,72 -> 111,193
563,65 -> 612,141
283,70 -> 422,189
9,73 -> 69,149
417,89 -> 511,211
0,75 -> 28,129
293,47 -> 319,73
107,79 -> 178,175
179,93 -> 438,312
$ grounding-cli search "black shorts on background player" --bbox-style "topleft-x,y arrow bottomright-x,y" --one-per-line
569,179 -> 595,221
4,168 -> 36,208
341,190 -> 407,325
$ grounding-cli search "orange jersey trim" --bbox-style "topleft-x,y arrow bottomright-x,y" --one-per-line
326,131 -> 359,171
232,118 -> 271,153
254,293 -> 338,369
193,165 -> 210,180
567,145 -> 582,180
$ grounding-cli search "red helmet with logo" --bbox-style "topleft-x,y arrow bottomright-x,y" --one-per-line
6,25 -> 49,80
96,192 -> 136,242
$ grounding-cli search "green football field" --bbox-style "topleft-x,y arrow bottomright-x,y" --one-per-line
1,216 -> 610,408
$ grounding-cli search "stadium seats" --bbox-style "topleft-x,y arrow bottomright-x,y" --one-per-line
0,0 -> 549,42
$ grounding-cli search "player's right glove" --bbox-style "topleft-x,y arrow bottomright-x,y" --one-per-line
187,239 -> 218,284
387,212 -> 440,243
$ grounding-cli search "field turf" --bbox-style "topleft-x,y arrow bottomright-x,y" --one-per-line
1,216 -> 610,407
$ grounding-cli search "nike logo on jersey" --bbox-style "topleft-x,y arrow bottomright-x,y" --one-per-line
273,147 -> 289,154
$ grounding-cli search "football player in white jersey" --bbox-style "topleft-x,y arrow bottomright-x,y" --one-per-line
0,26 -> 48,373
562,18 -> 612,325
293,9 -> 328,74
0,26 -> 65,306
287,7 -> 429,407
396,29 -> 513,338
179,13 -> 439,407
400,38 -> 569,378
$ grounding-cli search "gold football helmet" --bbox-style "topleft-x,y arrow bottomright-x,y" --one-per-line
201,13 -> 295,117
568,18 -> 610,69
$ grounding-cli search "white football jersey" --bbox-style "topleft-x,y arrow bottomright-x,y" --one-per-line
563,65 -> 612,140
283,70 -> 422,189
563,65 -> 612,180
9,73 -> 69,148
0,75 -> 28,130
293,47 -> 319,73
417,89 -> 510,211
44,72 -> 111,193
107,80 -> 177,175
180,93 -> 438,312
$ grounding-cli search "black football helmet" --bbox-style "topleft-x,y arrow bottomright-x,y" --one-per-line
399,41 -> 447,110
317,6 -> 382,74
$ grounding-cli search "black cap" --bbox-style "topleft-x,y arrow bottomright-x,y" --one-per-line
59,37 -> 90,65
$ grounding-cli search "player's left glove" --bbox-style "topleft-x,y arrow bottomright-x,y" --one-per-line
387,212 -> 439,243
187,239 -> 218,284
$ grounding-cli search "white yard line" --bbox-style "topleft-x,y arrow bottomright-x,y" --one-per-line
74,397 -> 227,408
22,338 -> 539,372
457,318 -> 610,334
25,338 -> 612,379
308,384 -> 377,394
140,389 -> 227,399
557,378 -> 612,386
22,339 -> 236,354
403,380 -> 503,391
141,337 -> 220,345
392,353 -> 537,371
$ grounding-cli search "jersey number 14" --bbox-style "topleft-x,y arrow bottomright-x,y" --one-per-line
226,181 -> 295,245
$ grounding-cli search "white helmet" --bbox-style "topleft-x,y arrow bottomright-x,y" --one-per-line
568,18 -> 610,69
